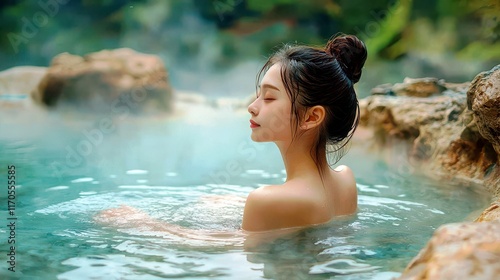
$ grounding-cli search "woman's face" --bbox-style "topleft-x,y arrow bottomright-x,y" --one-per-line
247,64 -> 294,143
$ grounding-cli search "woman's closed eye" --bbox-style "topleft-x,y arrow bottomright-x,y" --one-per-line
263,94 -> 276,101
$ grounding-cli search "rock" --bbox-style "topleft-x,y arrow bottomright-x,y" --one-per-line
368,78 -> 469,97
392,77 -> 445,97
442,81 -> 470,94
398,221 -> 500,280
359,65 -> 500,199
0,66 -> 47,94
449,65 -> 500,197
467,65 -> 500,159
485,166 -> 500,200
370,83 -> 393,96
0,66 -> 47,110
359,93 -> 468,159
358,66 -> 500,280
475,199 -> 500,222
31,48 -> 173,113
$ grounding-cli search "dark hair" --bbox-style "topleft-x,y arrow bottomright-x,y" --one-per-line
256,34 -> 367,170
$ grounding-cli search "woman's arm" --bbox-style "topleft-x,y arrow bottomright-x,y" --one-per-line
199,194 -> 246,205
95,203 -> 302,249
95,205 -> 243,241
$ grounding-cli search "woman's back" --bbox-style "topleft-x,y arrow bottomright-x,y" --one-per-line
241,165 -> 357,232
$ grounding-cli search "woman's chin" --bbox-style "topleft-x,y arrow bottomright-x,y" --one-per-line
250,135 -> 266,142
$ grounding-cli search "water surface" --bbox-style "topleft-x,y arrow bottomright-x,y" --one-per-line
0,106 -> 490,279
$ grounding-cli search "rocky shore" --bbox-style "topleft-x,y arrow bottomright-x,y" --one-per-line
1,48 -> 173,115
358,65 -> 500,279
0,49 -> 250,119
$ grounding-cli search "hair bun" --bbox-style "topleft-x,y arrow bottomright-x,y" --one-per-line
325,35 -> 367,83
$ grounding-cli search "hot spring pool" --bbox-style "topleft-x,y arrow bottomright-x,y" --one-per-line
0,105 -> 490,279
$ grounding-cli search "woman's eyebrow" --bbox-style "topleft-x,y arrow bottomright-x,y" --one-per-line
261,83 -> 280,92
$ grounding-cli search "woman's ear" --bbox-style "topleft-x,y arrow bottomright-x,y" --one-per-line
301,105 -> 325,130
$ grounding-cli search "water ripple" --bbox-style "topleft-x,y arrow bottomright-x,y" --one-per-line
71,177 -> 94,183
309,258 -> 379,275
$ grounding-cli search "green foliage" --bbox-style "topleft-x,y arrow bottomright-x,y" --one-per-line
246,0 -> 340,16
458,42 -> 500,61
362,0 -> 413,57
247,0 -> 295,13
0,0 -> 499,70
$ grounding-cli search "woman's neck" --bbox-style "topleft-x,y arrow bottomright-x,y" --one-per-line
275,137 -> 328,182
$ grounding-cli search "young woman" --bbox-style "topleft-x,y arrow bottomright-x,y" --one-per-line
242,34 -> 367,231
97,34 -> 367,235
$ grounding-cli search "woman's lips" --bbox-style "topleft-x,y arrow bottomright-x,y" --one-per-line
250,120 -> 260,128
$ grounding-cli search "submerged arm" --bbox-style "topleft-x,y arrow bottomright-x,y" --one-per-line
95,205 -> 243,241
95,202 -> 302,249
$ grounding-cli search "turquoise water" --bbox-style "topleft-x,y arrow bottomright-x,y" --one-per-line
0,104 -> 490,279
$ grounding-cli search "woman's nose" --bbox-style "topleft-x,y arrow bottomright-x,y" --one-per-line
248,99 -> 259,116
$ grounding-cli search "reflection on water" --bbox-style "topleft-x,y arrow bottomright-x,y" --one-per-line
0,108 -> 490,279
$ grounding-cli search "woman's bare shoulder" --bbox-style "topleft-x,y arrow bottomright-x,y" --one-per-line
244,184 -> 305,213
332,165 -> 358,213
242,184 -> 315,232
333,165 -> 356,186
